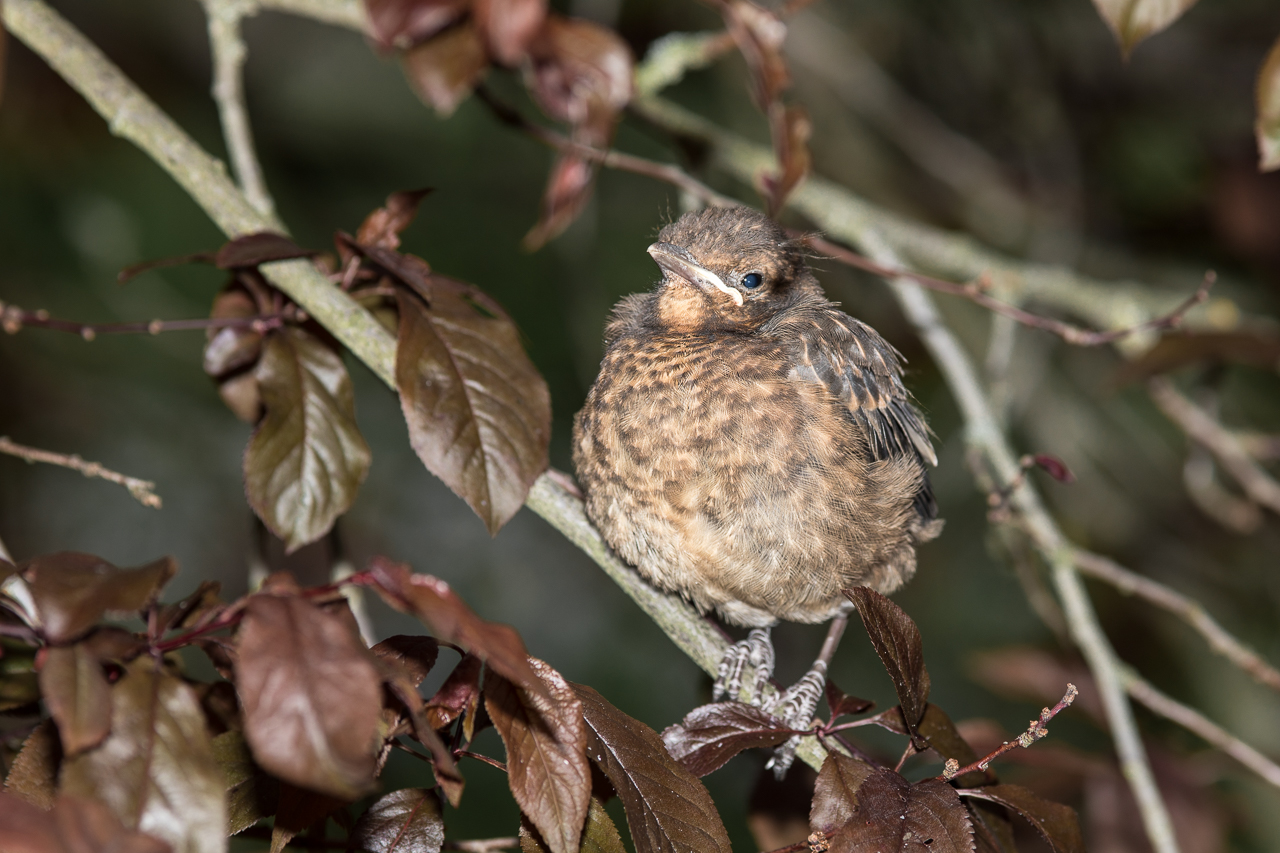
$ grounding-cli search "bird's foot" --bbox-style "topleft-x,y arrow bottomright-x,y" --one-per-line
713,627 -> 775,705
763,660 -> 828,779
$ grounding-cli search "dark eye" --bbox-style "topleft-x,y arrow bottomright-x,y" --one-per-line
742,272 -> 763,289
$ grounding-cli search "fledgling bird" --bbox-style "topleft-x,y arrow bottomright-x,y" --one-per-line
572,206 -> 942,770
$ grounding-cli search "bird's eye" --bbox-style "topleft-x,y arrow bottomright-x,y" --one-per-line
741,272 -> 763,289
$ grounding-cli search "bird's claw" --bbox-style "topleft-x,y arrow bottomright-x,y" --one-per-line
713,627 -> 775,704
763,660 -> 828,779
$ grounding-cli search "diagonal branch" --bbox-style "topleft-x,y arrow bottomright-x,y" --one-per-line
0,436 -> 162,509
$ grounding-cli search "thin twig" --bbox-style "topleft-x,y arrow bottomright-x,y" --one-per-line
455,750 -> 507,773
1119,666 -> 1280,790
200,0 -> 275,216
1,302 -> 283,338
943,684 -> 1078,780
1149,376 -> 1280,516
1072,550 -> 1280,693
0,436 -> 162,509
474,86 -> 738,209
807,235 -> 1214,347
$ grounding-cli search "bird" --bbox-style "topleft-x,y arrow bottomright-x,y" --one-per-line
572,206 -> 942,772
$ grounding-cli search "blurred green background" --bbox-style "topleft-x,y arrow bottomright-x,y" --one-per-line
2,0 -> 1280,849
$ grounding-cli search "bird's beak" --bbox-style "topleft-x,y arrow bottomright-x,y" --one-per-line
647,242 -> 743,307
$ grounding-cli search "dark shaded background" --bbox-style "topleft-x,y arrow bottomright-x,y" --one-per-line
2,0 -> 1279,849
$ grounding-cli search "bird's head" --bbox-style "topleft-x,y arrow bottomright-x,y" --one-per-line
647,207 -> 820,332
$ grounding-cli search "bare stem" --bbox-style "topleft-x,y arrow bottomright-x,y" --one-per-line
943,683 -> 1078,780
200,0 -> 275,217
1,302 -> 283,338
1149,376 -> 1280,517
1073,549 -> 1280,693
1120,667 -> 1280,790
0,436 -> 162,509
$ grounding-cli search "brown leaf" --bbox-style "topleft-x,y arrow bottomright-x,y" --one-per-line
521,796 -> 625,853
960,784 -> 1084,853
474,0 -> 546,65
1031,454 -> 1075,483
660,702 -> 795,777
917,705 -> 994,788
403,23 -> 489,116
236,593 -> 384,799
1090,0 -> 1200,57
4,719 -> 62,809
573,683 -> 731,853
152,582 -> 224,638
213,729 -> 280,835
370,558 -> 546,695
272,781 -> 350,852
244,327 -> 372,552
394,284 -> 551,533
22,553 -> 176,643
380,670 -> 466,807
717,0 -> 788,109
845,587 -> 931,741
39,643 -> 112,756
425,651 -> 483,731
204,288 -> 263,380
827,770 -> 975,853
523,154 -> 597,250
61,657 -> 225,853
0,793 -> 172,853
364,0 -> 470,50
1260,37 -> 1280,171
968,802 -> 1017,853
353,788 -> 445,853
214,232 -> 314,269
809,752 -> 875,833
485,661 -> 591,853
526,14 -> 632,136
372,634 -> 441,686
825,680 -> 874,720
357,189 -> 433,251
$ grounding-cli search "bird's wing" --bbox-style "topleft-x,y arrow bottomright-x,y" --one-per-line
776,306 -> 937,468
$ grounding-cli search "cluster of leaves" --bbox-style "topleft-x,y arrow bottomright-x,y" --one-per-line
0,554 -> 1083,853
123,190 -> 551,549
1088,0 -> 1280,169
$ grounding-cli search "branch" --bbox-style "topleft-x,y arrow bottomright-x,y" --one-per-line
1,302 -> 284,338
1148,376 -> 1280,517
0,436 -> 162,509
200,0 -> 275,217
942,683 -> 1077,780
1120,666 -> 1280,790
1072,549 -> 1280,693
807,236 -> 1214,347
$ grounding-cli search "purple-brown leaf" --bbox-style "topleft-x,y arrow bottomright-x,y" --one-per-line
959,784 -> 1084,853
372,634 -> 441,686
573,683 -> 731,853
845,587 -> 931,741
1090,0 -> 1199,58
809,752 -> 875,834
474,0 -> 546,65
403,23 -> 488,116
523,155 -> 596,250
3,720 -> 61,810
353,788 -> 445,853
394,287 -> 550,533
485,661 -> 591,853
660,702 -> 795,777
370,558 -> 547,695
244,327 -> 372,552
825,680 -> 874,720
213,729 -> 280,836
827,769 -> 975,853
521,797 -> 625,853
365,0 -> 470,50
214,232 -> 314,269
38,643 -> 112,756
760,104 -> 810,216
22,553 -> 176,643
235,593 -> 383,799
425,652 -> 482,732
526,14 -> 632,136
717,0 -> 788,109
60,658 -> 224,853
1032,454 -> 1075,483
0,793 -> 172,853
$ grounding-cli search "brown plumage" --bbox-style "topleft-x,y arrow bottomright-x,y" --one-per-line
573,206 -> 941,634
